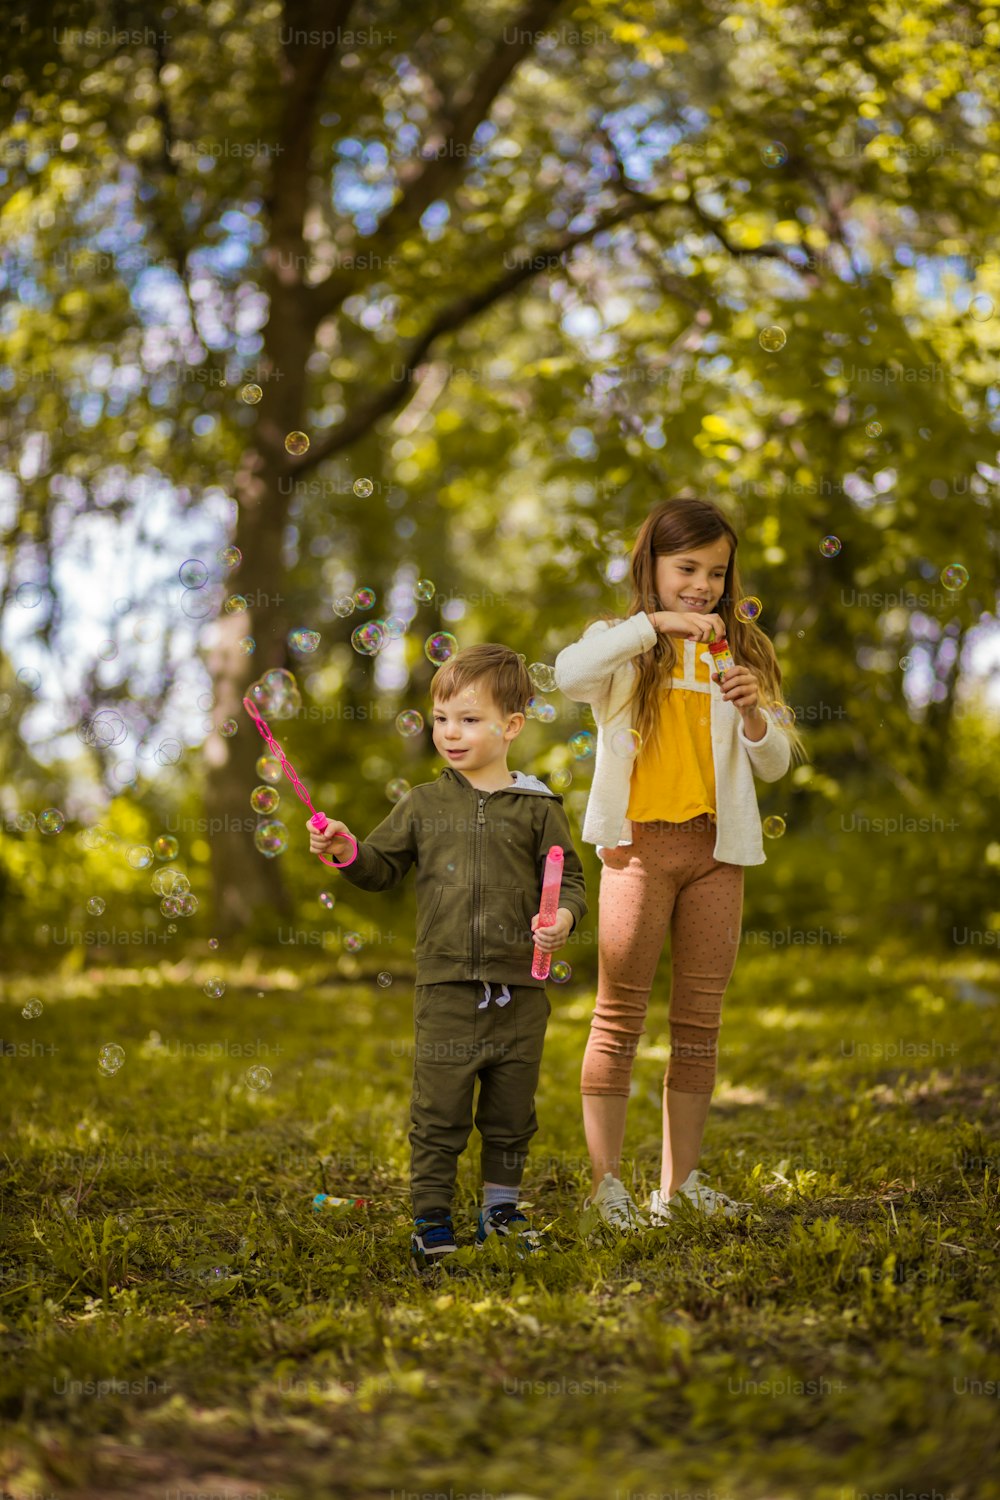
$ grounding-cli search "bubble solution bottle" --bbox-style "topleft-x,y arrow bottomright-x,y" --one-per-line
707,626 -> 736,681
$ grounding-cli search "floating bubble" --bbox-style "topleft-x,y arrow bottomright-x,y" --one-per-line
284,431 -> 310,456
171,873 -> 191,896
15,812 -> 36,831
97,640 -> 118,661
224,594 -> 247,615
354,586 -> 375,609
396,709 -> 424,737
176,892 -> 199,917
550,768 -> 572,791
333,595 -> 356,618
569,731 -> 595,759
376,971 -> 393,988
386,777 -> 411,803
414,578 -> 435,603
86,896 -> 106,915
319,891 -> 335,910
155,739 -> 184,766
550,960 -> 573,984
240,383 -> 262,404
179,559 -> 209,588
528,662 -> 557,693
532,699 -> 556,723
768,701 -> 796,728
220,719 -> 238,737
899,656 -> 911,670
940,563 -> 968,591
160,894 -> 182,917
288,627 -> 321,653
344,932 -> 364,952
208,937 -> 219,950
152,866 -> 180,895
16,582 -> 42,607
353,477 -> 374,498
425,632 -> 457,664
762,815 -> 787,838
865,420 -> 882,437
351,621 -> 384,655
735,596 -> 762,624
254,819 -> 288,857
203,977 -> 226,999
256,754 -> 283,784
180,584 -> 224,620
969,294 -> 995,322
760,141 -> 788,167
38,809 -> 65,834
22,997 -> 43,1019
820,535 -> 842,558
251,784 -> 279,814
239,636 -> 256,655
127,845 -> 154,869
758,326 -> 787,352
134,619 -> 156,647
611,728 -> 642,758
167,923 -> 177,934
77,709 -> 128,749
384,615 -> 407,639
98,1043 -> 125,1076
114,598 -> 132,615
16,667 -> 41,692
250,667 -> 301,719
218,545 -> 242,568
245,1064 -> 272,1091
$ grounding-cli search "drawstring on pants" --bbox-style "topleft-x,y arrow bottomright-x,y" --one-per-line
478,981 -> 512,1009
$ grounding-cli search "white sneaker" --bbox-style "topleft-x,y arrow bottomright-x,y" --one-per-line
650,1170 -> 750,1222
582,1172 -> 649,1232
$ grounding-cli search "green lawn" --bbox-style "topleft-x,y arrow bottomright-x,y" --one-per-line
1,948 -> 998,1500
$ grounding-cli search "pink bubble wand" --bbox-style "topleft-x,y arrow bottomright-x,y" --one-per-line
531,845 -> 564,980
242,696 -> 357,868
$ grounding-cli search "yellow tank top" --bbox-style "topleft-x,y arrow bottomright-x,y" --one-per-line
626,641 -> 716,822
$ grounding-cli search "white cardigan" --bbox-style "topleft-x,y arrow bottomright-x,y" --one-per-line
553,612 -> 791,867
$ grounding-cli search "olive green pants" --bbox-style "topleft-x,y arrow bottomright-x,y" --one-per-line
409,981 -> 551,1217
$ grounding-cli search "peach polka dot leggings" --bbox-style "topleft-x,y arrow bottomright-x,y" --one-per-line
580,816 -> 744,1097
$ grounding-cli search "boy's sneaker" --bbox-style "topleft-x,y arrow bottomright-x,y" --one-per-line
476,1203 -> 543,1256
648,1170 -> 751,1225
582,1173 -> 649,1233
410,1209 -> 457,1272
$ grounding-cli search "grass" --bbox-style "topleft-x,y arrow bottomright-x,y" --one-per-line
0,946 -> 998,1500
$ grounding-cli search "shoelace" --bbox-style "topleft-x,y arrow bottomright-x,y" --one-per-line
601,1183 -> 641,1223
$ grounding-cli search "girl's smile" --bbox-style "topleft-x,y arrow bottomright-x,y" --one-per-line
654,537 -> 732,615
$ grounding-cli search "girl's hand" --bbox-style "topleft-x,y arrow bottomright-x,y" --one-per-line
531,907 -> 573,953
714,664 -> 760,715
307,816 -> 356,861
651,609 -> 727,643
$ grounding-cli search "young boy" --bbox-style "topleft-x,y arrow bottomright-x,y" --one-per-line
307,643 -> 587,1271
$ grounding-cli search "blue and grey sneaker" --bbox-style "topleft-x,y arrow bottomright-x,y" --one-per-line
410,1209 -> 457,1272
476,1202 -> 543,1256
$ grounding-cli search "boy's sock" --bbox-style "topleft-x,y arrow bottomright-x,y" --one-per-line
483,1182 -> 518,1212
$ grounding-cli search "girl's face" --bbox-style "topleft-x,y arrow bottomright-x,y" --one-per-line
654,537 -> 732,614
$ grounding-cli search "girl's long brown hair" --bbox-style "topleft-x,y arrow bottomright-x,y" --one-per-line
593,497 -> 809,765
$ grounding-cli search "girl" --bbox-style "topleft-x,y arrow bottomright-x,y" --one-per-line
553,496 -> 808,1230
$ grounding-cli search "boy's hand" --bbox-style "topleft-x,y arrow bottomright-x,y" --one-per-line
531,906 -> 573,953
306,816 -> 356,861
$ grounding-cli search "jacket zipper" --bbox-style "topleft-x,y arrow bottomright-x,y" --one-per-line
473,792 -> 486,979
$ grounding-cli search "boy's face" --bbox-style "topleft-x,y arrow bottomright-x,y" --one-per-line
431,683 -> 524,771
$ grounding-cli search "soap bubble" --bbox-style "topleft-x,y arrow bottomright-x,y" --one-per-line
353,477 -> 374,498
425,632 -> 457,664
160,895 -> 182,917
97,640 -> 118,661
529,663 -> 557,693
865,420 -> 882,437
899,656 -> 912,670
240,383 -> 262,404
218,545 -> 242,568
386,777 -> 411,803
16,582 -> 42,607
319,891 -> 335,910
396,710 -> 424,737
762,815 -> 786,838
152,866 -> 181,895
284,431 -> 310,455
16,667 -> 41,692
344,932 -> 364,952
351,621 -> 384,655
256,754 -> 283,784
98,1043 -> 125,1076
254,819 -> 288,857
220,719 -> 238,737
611,729 -> 642,758
181,584 -> 224,620
155,739 -> 184,766
758,326 -> 787,352
179,559 -> 209,588
550,768 -> 572,791
767,701 -> 796,728
245,1064 -> 272,1091
354,586 -> 375,609
735,596 -> 762,623
38,809 -> 65,834
333,595 -> 356,617
820,535 -> 842,558
22,997 -> 43,1019
288,628 -> 321,653
86,896 -> 106,915
77,709 -> 128,748
377,971 -> 393,988
569,731 -> 595,759
940,563 -> 968,591
224,594 -> 247,615
414,578 -> 435,602
239,636 -> 256,655
127,845 -> 154,869
251,785 -> 279,813
176,892 -> 199,917
969,294 -> 995,322
203,977 -> 226,999
531,698 -> 556,723
250,668 -> 301,719
15,812 -> 36,831
760,141 -> 788,167
208,937 -> 219,949
550,960 -> 573,983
